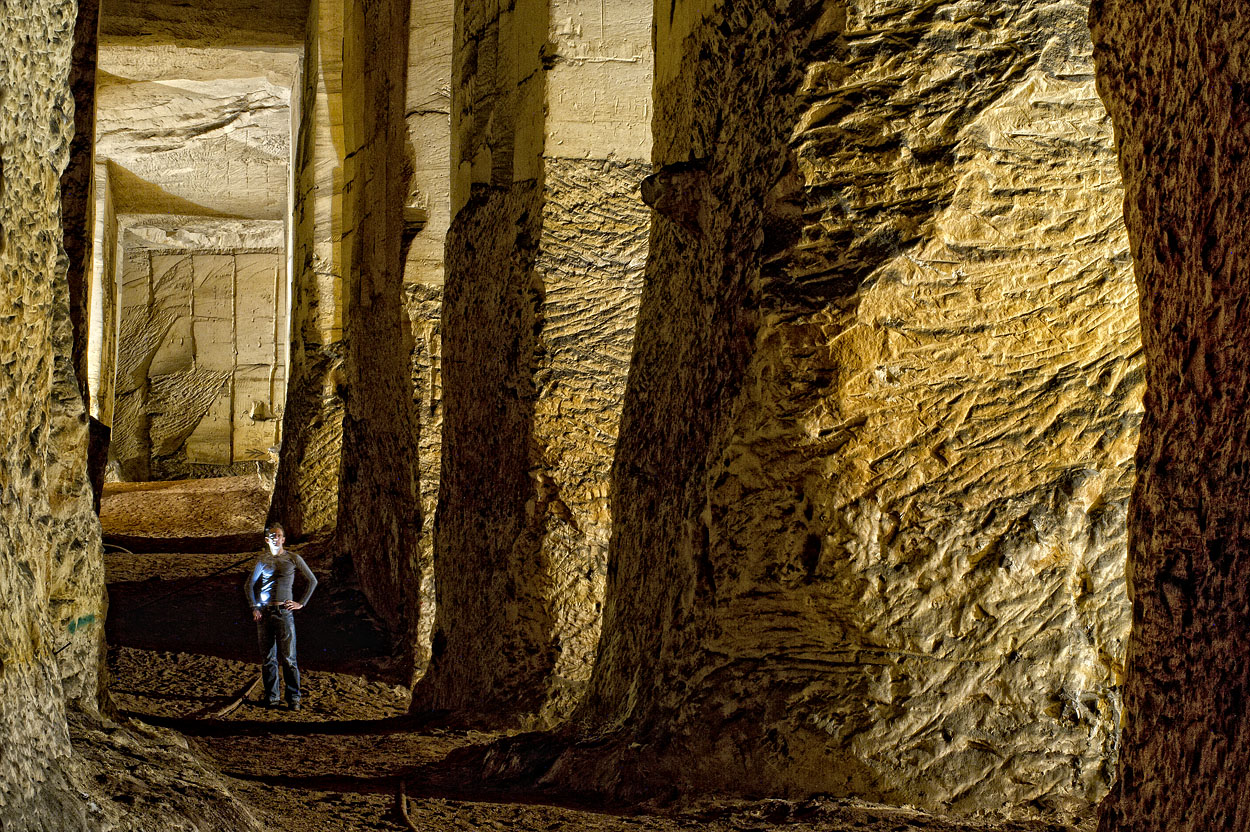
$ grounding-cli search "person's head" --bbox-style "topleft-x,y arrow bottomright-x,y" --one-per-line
264,523 -> 285,553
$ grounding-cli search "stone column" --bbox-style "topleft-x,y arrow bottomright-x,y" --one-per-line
553,0 -> 1140,813
0,0 -> 105,823
1091,2 -> 1250,829
270,0 -> 348,540
335,0 -> 425,676
414,0 -> 652,725
403,0 -> 453,681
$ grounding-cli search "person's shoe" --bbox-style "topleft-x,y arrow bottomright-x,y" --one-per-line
288,701 -> 302,711
265,700 -> 281,709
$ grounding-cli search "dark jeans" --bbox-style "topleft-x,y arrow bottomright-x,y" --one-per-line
257,607 -> 300,704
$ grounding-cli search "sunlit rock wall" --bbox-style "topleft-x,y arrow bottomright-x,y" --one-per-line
418,0 -> 652,724
1090,2 -> 1250,830
335,0 -> 424,676
271,0 -> 346,540
559,0 -> 1140,814
111,219 -> 287,481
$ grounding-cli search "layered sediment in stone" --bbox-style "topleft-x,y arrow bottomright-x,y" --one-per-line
416,0 -> 652,724
109,220 -> 287,481
553,0 -> 1139,814
334,0 -> 424,676
1090,3 -> 1250,830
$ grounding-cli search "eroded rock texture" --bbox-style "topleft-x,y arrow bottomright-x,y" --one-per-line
553,0 -> 1139,814
1090,2 -> 1250,830
1,3 -> 261,828
0,1 -> 104,821
417,0 -> 652,724
110,221 -> 287,481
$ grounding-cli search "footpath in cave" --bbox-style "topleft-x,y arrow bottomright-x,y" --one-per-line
100,476 -> 1086,832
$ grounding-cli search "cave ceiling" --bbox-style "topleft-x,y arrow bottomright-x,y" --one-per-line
95,44 -> 299,220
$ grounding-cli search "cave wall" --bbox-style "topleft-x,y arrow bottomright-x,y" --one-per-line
270,0 -> 347,540
110,220 -> 287,481
1089,2 -> 1250,829
546,0 -> 1141,813
416,0 -> 652,724
334,0 -> 425,676
0,0 -> 105,819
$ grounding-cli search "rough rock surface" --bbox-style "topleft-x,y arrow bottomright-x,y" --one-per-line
418,0 -> 653,726
552,0 -> 1139,815
271,0 -> 346,541
1,1 -> 104,822
109,220 -> 287,481
1088,2 -> 1250,830
334,0 -> 424,677
1,3 -> 262,829
95,45 -> 299,221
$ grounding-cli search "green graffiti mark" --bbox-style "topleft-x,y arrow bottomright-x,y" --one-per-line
67,614 -> 96,634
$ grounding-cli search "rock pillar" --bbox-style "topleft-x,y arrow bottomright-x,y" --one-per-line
271,0 -> 348,540
555,0 -> 1141,813
335,0 -> 425,676
0,0 -> 106,823
415,0 -> 652,725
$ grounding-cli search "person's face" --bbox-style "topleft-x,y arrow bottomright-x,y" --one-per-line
265,529 -> 284,552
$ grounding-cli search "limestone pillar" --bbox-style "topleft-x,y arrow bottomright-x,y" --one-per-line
414,0 -> 652,724
0,0 -> 105,823
1090,2 -> 1250,829
402,0 -> 453,681
554,0 -> 1140,813
271,0 -> 347,540
335,0 -> 425,676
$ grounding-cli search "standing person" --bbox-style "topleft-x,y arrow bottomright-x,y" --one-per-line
243,523 -> 317,710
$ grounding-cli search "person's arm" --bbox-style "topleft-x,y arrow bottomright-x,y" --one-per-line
292,554 -> 318,608
244,560 -> 264,620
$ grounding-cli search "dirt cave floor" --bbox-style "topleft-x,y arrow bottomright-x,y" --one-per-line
101,477 -> 1092,832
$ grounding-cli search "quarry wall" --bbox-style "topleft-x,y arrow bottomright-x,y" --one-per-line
109,220 -> 288,481
542,0 -> 1142,813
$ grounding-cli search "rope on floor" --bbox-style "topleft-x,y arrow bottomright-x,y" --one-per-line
195,675 -> 263,719
396,779 -> 419,832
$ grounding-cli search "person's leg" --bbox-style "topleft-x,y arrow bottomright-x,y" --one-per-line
277,610 -> 301,706
257,611 -> 280,705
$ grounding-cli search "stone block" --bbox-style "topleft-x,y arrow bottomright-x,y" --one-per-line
232,366 -> 278,461
192,254 -> 235,373
235,253 -> 280,366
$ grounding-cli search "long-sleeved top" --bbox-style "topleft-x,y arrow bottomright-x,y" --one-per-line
244,550 -> 318,608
